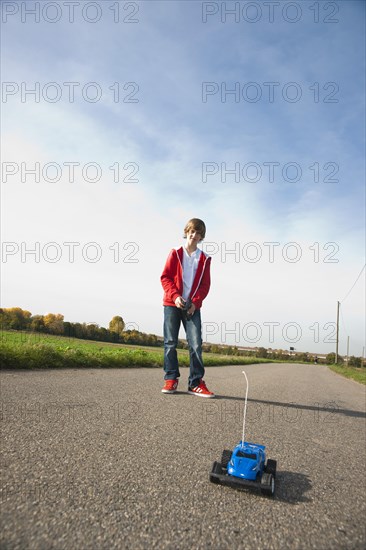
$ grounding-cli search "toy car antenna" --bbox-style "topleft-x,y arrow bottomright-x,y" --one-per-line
241,370 -> 249,449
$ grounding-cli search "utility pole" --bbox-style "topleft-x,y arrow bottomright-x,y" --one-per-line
346,336 -> 349,364
335,301 -> 340,364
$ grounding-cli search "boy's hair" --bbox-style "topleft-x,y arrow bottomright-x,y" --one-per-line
183,218 -> 206,240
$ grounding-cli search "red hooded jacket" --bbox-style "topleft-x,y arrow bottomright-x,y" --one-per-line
161,247 -> 211,309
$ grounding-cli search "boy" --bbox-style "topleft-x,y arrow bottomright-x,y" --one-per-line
160,218 -> 215,398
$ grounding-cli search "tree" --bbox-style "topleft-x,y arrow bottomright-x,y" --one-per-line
256,347 -> 268,358
43,313 -> 64,335
72,323 -> 85,339
3,307 -> 32,330
109,316 -> 125,337
326,352 -> 344,365
85,323 -> 100,341
348,356 -> 361,368
0,308 -> 7,329
30,315 -> 45,332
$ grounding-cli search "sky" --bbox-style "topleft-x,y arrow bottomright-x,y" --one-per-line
1,0 -> 365,356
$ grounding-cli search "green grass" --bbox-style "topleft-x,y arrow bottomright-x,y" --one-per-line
328,363 -> 366,385
2,331 -> 364,382
0,330 -> 272,370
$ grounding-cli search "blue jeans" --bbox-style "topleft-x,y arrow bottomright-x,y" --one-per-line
163,306 -> 205,388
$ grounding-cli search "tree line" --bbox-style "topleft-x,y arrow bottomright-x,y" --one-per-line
1,307 -> 362,366
0,307 -> 160,347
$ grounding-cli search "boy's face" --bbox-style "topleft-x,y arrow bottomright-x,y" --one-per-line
186,228 -> 202,247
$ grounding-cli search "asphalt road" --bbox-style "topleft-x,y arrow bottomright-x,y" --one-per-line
1,363 -> 365,550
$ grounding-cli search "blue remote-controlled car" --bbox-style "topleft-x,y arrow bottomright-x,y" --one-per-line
209,372 -> 277,496
210,442 -> 276,496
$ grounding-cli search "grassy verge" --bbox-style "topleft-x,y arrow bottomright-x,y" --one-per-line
0,331 -> 271,370
328,363 -> 366,385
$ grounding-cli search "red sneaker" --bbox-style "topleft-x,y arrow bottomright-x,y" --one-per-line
188,380 -> 215,398
161,379 -> 178,394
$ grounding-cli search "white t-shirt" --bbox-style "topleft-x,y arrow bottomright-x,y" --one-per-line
182,247 -> 201,301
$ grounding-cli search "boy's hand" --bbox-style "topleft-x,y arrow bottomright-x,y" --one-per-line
187,303 -> 196,316
175,296 -> 185,309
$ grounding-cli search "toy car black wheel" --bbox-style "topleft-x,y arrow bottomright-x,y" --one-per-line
260,473 -> 275,496
212,461 -> 223,475
265,459 -> 277,478
221,450 -> 232,469
210,461 -> 222,484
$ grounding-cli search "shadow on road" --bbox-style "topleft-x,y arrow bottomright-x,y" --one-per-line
274,471 -> 313,504
213,394 -> 366,419
218,471 -> 312,504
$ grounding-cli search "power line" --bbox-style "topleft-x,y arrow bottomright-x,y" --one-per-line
340,263 -> 366,303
